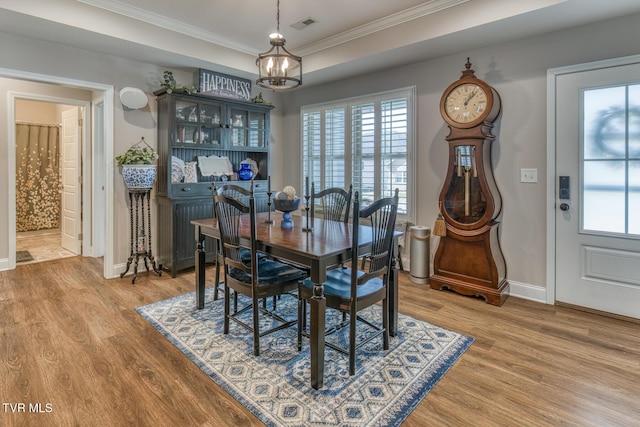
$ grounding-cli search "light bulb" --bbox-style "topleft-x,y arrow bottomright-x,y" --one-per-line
266,58 -> 273,77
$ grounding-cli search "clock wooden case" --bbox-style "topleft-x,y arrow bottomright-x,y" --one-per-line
430,59 -> 509,306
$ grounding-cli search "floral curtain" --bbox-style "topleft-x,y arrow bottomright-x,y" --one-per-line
15,123 -> 61,232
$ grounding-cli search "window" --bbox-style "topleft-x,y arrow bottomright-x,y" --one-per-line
582,83 -> 640,235
301,87 -> 415,219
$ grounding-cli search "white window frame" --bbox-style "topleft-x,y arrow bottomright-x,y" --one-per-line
300,86 -> 416,223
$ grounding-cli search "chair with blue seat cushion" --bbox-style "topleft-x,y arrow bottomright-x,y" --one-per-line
214,192 -> 307,356
297,188 -> 399,375
310,183 -> 353,280
213,182 -> 280,310
212,183 -> 253,300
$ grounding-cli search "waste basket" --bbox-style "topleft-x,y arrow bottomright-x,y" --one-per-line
409,226 -> 430,284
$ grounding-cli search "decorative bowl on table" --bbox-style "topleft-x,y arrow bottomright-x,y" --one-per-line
273,197 -> 301,229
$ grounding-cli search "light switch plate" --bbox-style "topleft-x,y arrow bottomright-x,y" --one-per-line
520,168 -> 538,183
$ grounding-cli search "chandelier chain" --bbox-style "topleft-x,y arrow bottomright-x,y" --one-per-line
276,0 -> 280,34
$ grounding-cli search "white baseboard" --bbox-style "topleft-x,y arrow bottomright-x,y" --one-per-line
113,262 -> 128,279
508,280 -> 547,304
112,262 -> 163,280
0,257 -> 8,271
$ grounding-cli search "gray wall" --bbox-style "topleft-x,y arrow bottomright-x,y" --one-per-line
1,12 -> 639,292
0,32 -> 280,273
275,12 -> 640,293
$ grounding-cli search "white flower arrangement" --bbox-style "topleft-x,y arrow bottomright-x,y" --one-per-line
276,186 -> 297,200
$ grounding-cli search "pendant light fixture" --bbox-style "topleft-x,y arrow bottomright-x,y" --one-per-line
256,0 -> 302,90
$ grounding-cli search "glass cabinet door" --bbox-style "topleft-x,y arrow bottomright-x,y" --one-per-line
176,100 -> 198,122
199,103 -> 223,146
229,108 -> 267,149
230,109 -> 247,147
248,111 -> 266,148
175,100 -> 198,144
175,99 -> 223,147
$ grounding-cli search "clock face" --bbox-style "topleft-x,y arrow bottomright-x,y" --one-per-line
444,83 -> 488,124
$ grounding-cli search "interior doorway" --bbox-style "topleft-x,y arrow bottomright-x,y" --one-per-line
2,69 -> 115,278
14,99 -> 82,265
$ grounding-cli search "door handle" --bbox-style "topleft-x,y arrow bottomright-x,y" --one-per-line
560,203 -> 570,211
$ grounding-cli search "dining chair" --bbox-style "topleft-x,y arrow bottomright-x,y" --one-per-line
214,192 -> 307,356
310,183 -> 353,281
297,188 -> 399,375
212,183 -> 253,301
310,183 -> 353,223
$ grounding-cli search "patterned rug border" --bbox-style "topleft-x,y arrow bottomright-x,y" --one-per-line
136,290 -> 474,426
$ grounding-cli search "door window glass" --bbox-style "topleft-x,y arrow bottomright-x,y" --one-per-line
582,84 -> 640,235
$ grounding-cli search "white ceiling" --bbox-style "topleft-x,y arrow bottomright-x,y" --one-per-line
2,0 -> 640,87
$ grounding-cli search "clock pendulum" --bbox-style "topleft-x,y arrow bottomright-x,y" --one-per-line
430,58 -> 509,305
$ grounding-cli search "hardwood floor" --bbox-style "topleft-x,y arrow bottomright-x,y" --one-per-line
1,257 -> 639,426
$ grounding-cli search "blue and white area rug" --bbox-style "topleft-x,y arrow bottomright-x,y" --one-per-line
136,289 -> 473,426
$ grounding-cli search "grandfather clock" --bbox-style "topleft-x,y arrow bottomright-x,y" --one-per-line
430,58 -> 509,306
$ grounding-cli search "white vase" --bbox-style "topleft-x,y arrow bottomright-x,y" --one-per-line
121,165 -> 157,189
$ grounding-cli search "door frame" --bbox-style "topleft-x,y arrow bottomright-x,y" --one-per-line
546,53 -> 640,305
3,67 -> 114,278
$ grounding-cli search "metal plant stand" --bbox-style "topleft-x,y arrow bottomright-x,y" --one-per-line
121,189 -> 162,283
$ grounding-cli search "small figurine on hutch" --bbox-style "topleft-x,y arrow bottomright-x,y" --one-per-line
431,58 -> 509,305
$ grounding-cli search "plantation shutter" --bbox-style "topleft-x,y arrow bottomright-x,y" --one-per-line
301,87 -> 414,219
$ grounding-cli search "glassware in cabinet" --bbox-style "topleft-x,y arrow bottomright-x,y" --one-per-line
248,111 -> 266,148
230,110 -> 247,147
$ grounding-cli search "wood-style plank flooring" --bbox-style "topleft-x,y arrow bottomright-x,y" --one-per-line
1,257 -> 639,426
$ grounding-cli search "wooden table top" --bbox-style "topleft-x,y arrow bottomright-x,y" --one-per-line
192,212 -> 373,261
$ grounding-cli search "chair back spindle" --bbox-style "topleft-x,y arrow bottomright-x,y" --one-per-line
310,184 -> 353,223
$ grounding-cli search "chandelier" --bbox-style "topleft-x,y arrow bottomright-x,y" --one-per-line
256,0 -> 302,90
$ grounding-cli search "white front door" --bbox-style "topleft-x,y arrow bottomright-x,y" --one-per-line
555,59 -> 640,319
61,107 -> 82,254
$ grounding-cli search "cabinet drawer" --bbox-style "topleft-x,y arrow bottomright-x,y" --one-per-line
172,183 -> 214,197
251,180 -> 267,193
171,180 -> 267,198
231,180 -> 267,193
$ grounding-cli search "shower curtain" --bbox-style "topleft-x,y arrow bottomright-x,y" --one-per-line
15,123 -> 61,232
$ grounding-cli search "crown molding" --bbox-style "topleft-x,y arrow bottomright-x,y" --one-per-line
77,0 -> 257,55
296,0 -> 470,56
78,0 -> 469,57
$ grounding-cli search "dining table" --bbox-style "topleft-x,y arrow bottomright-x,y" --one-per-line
191,211 -> 400,390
